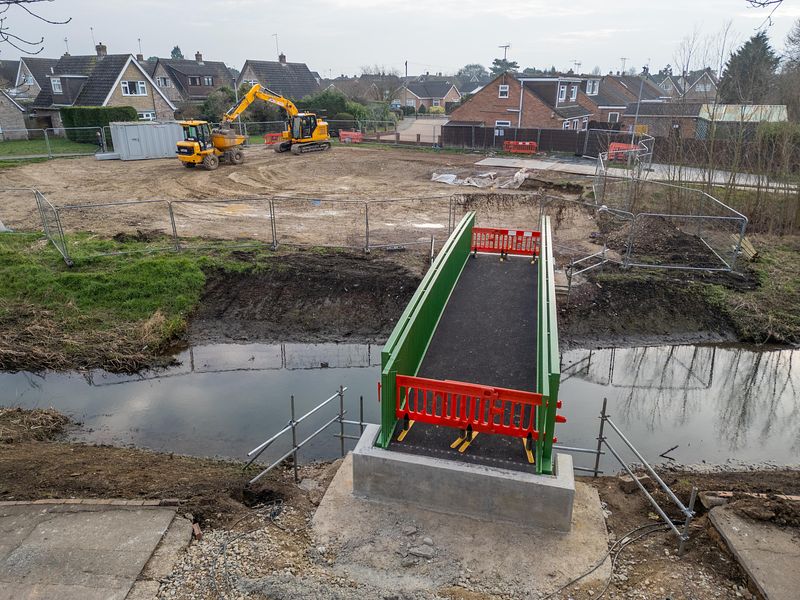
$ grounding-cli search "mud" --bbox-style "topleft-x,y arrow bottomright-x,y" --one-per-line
729,496 -> 800,528
189,251 -> 420,344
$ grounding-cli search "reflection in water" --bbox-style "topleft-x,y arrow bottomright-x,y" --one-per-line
560,346 -> 800,468
2,343 -> 798,468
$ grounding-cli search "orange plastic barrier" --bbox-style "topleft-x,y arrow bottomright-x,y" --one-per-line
503,140 -> 538,154
608,142 -> 638,161
396,375 -> 563,440
471,227 -> 541,257
264,132 -> 283,145
339,130 -> 364,143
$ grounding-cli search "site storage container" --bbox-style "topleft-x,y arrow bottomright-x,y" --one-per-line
109,121 -> 183,160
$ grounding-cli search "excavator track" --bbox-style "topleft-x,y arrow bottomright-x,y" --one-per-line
291,142 -> 332,155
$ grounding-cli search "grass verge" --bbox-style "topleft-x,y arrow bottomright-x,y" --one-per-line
0,137 -> 96,157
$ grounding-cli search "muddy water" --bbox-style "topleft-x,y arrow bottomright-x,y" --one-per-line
1,343 -> 797,469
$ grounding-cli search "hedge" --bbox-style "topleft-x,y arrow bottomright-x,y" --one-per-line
60,106 -> 138,142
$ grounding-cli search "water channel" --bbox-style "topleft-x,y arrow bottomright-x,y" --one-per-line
1,343 -> 797,472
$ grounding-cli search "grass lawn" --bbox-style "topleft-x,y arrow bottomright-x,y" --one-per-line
0,137 -> 97,157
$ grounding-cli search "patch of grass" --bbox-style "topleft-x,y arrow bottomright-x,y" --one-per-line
0,137 -> 96,157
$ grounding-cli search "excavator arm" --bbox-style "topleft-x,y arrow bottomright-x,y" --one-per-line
223,84 -> 299,123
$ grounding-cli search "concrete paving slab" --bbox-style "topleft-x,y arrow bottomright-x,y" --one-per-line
709,506 -> 800,600
313,454 -> 610,597
0,503 -> 183,600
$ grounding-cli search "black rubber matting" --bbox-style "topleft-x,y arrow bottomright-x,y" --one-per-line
388,254 -> 539,473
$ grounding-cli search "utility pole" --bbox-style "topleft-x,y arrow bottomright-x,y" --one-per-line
405,60 -> 409,114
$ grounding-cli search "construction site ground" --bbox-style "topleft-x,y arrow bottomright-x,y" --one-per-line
1,410 -> 798,600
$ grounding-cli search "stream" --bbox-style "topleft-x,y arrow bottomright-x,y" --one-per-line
1,342 -> 798,471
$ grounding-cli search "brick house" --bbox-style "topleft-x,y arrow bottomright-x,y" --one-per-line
0,89 -> 27,139
579,74 -> 667,125
657,69 -> 718,102
30,43 -> 176,128
448,73 -> 592,130
236,54 -> 320,100
146,52 -> 233,104
4,57 -> 59,104
396,80 -> 461,111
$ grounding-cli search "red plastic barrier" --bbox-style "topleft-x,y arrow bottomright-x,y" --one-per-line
264,132 -> 283,145
339,130 -> 364,143
503,140 -> 538,154
608,142 -> 638,161
395,375 -> 563,440
471,227 -> 541,257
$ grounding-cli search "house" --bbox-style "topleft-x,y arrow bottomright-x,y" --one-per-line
0,89 -> 27,139
396,80 -> 460,111
236,54 -> 320,100
4,57 -> 59,104
657,69 -> 719,102
447,73 -> 592,130
0,60 -> 18,88
579,74 -> 667,125
30,43 -> 176,128
621,102 -> 787,139
146,52 -> 233,104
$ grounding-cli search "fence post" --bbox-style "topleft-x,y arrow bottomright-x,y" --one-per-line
678,486 -> 698,555
471,125 -> 475,150
43,129 -> 52,159
536,128 -> 541,149
290,395 -> 299,483
359,395 -> 364,435
593,397 -> 607,477
338,385 -> 345,457
364,202 -> 370,254
269,199 -> 278,250
167,202 -> 180,251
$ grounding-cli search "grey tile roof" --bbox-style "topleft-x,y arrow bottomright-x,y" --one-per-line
523,81 -> 592,119
613,76 -> 665,101
156,58 -> 233,100
406,81 -> 458,99
589,77 -> 633,107
239,60 -> 320,100
18,57 -> 59,88
557,104 -> 592,119
623,102 -> 703,117
0,60 -> 18,86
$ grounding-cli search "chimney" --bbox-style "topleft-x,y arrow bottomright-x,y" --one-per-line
136,53 -> 144,62
278,52 -> 286,64
96,42 -> 107,57
195,51 -> 203,64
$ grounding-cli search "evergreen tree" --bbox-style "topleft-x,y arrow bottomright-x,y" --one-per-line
719,31 -> 780,103
489,58 -> 519,76
456,63 -> 488,81
171,45 -> 184,60
784,18 -> 800,70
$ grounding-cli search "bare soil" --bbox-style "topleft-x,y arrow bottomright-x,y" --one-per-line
190,251 -> 420,344
1,416 -> 797,600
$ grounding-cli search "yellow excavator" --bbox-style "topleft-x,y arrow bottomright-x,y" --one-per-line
175,84 -> 330,170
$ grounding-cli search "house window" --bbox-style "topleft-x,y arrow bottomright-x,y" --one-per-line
432,99 -> 440,106
572,119 -> 580,129
51,78 -> 62,94
581,117 -> 588,130
156,77 -> 170,87
138,111 -> 156,121
608,112 -> 620,123
406,99 -> 415,107
562,120 -> 570,129
570,85 -> 578,101
695,82 -> 710,92
25,75 -> 34,85
244,79 -> 258,87
495,120 -> 512,128
188,76 -> 202,86
587,80 -> 599,95
558,85 -> 566,102
203,76 -> 213,86
121,80 -> 147,96
498,84 -> 509,98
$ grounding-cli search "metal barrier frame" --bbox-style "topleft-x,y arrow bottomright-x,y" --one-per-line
471,227 -> 541,257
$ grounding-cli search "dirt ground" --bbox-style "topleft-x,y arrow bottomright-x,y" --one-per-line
1,415 -> 797,600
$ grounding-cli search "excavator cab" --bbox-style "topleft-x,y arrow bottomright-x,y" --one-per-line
291,115 -> 317,141
182,122 -> 213,149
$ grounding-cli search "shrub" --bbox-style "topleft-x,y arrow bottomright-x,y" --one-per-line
60,106 -> 138,142
401,105 -> 415,116
332,112 -> 355,122
417,104 -> 427,114
428,105 -> 445,115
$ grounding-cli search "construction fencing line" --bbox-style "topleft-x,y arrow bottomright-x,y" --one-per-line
25,190 -> 458,266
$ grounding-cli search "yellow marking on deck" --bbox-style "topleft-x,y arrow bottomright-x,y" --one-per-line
396,420 -> 415,442
458,431 -> 478,453
450,432 -> 466,449
523,439 -> 535,464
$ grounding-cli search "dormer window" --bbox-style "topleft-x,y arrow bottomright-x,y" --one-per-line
188,76 -> 202,86
51,78 -> 62,94
558,85 -> 567,102
570,85 -> 578,101
203,76 -> 213,86
587,80 -> 599,95
498,84 -> 509,98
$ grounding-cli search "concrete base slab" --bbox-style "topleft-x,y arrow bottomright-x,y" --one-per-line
0,502 -> 190,600
354,424 -> 575,531
313,454 -> 610,597
709,506 -> 800,600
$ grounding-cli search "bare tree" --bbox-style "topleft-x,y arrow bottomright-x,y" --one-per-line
0,0 -> 70,55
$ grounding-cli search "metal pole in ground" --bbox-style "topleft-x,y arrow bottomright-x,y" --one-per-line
290,395 -> 299,483
269,199 -> 278,250
167,202 -> 180,251
359,395 -> 364,435
364,202 -> 370,254
678,486 -> 698,555
593,397 -> 607,477
338,386 -> 345,457
429,235 -> 435,263
43,129 -> 52,159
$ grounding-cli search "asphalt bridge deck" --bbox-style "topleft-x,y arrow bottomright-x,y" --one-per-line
388,253 -> 539,473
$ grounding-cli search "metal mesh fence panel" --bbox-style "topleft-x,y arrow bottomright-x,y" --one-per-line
170,197 -> 275,250
271,196 -> 367,249
366,196 -> 451,249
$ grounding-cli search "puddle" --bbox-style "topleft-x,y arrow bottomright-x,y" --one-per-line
1,343 -> 797,470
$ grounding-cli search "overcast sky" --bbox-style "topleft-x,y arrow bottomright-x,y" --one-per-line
1,0 -> 797,76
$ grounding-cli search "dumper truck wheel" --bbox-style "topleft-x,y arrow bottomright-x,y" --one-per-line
183,162 -> 196,168
231,149 -> 244,165
202,154 -> 219,170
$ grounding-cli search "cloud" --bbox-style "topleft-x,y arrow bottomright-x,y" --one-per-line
321,0 -> 596,18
